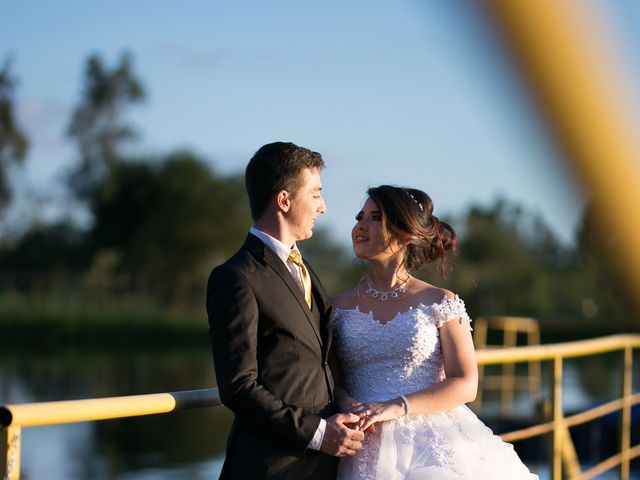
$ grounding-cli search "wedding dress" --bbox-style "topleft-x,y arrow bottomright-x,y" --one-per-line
333,295 -> 539,480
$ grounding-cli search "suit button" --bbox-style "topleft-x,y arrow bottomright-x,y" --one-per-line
322,361 -> 328,367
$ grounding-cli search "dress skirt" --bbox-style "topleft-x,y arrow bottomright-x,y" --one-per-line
337,405 -> 538,480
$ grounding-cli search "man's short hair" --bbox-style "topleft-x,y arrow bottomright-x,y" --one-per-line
245,142 -> 325,221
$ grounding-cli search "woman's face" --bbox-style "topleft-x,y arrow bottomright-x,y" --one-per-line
351,197 -> 403,261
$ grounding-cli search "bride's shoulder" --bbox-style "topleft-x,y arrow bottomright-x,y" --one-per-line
412,281 -> 471,327
331,287 -> 361,310
411,279 -> 457,306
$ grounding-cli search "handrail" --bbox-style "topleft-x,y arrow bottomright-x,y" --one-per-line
0,388 -> 220,428
477,334 -> 640,480
0,388 -> 221,480
500,393 -> 640,443
2,335 -> 639,480
476,333 -> 640,363
473,315 -> 541,415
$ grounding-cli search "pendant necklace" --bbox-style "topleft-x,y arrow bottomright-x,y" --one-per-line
365,276 -> 411,302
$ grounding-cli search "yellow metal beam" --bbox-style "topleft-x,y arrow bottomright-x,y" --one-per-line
620,346 -> 633,479
476,334 -> 640,364
485,0 -> 640,311
0,388 -> 220,428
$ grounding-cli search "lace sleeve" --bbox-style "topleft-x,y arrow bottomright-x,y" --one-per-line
432,295 -> 472,329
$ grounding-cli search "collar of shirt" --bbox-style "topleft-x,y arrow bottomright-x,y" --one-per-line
249,226 -> 297,265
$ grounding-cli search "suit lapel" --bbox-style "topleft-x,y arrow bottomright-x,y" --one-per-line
245,234 -> 323,346
306,261 -> 333,356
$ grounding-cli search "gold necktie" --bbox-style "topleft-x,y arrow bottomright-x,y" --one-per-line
288,249 -> 312,308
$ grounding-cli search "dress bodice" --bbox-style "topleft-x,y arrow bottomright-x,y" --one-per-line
333,295 -> 472,403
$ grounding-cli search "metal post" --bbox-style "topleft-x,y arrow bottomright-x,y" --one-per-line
501,324 -> 517,416
552,355 -> 563,480
1,426 -> 21,480
620,345 -> 632,480
473,317 -> 488,410
528,327 -> 542,404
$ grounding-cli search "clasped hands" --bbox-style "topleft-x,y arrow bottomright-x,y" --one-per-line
348,397 -> 407,432
319,397 -> 407,457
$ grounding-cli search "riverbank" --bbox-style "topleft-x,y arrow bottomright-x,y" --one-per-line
1,306 -> 208,350
2,293 -> 637,350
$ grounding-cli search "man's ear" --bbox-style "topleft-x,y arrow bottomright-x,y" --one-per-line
276,190 -> 291,212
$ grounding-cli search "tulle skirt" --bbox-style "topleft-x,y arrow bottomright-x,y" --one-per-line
337,405 -> 538,480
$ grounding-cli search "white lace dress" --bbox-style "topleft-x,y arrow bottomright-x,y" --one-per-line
333,295 -> 538,480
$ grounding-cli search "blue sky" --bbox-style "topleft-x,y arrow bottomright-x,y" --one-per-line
2,1 -> 639,247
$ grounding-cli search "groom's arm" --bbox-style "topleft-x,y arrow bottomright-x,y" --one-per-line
207,264 -> 320,451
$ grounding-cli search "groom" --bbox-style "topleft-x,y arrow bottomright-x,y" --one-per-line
207,142 -> 364,479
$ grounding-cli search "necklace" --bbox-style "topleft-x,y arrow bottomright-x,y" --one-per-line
365,276 -> 411,301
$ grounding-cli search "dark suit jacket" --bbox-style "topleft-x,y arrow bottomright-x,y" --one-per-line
207,233 -> 337,479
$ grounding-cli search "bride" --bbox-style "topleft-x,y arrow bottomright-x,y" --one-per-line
331,185 -> 538,479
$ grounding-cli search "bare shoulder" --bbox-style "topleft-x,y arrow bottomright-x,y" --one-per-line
411,278 -> 457,306
331,287 -> 361,309
437,287 -> 457,302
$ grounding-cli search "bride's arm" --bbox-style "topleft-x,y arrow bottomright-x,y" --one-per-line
355,316 -> 477,430
405,317 -> 478,414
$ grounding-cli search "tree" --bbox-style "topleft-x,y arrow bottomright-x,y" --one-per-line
573,201 -> 639,325
67,52 -> 144,199
87,151 -> 250,305
0,221 -> 90,271
303,227 -> 364,297
445,199 -> 571,319
0,58 -> 29,212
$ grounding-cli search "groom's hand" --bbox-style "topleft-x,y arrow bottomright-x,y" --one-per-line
319,413 -> 364,457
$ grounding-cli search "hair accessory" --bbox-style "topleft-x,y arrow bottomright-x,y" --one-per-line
402,189 -> 424,212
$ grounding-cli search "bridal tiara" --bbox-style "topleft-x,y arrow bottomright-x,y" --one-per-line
402,189 -> 424,212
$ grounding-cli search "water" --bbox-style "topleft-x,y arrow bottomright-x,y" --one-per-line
1,348 -> 231,479
1,348 -> 638,479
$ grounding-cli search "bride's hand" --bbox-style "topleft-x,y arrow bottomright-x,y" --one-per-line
346,403 -> 374,433
349,398 -> 406,432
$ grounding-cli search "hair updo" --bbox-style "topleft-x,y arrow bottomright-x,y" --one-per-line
366,185 -> 457,273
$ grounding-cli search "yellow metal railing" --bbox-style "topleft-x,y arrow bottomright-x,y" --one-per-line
476,334 -> 640,480
473,316 -> 542,415
1,335 -> 639,479
0,388 -> 221,480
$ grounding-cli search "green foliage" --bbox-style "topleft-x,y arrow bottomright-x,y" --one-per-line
89,151 -> 249,275
302,226 -> 364,297
440,198 -> 637,330
2,52 -> 637,345
67,52 -> 145,198
81,151 -> 250,308
0,57 -> 29,211
0,221 -> 91,270
447,199 -> 568,316
571,201 -> 638,325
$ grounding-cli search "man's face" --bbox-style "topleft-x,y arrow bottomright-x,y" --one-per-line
285,167 -> 327,242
